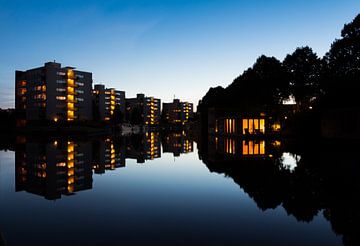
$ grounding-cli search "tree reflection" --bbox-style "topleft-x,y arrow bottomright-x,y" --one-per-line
198,135 -> 360,245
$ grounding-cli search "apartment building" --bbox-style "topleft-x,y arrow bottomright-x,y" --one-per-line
125,93 -> 161,125
15,62 -> 93,124
93,84 -> 125,121
162,99 -> 194,124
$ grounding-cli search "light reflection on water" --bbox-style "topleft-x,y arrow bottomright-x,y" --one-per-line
281,152 -> 301,172
0,134 -> 348,245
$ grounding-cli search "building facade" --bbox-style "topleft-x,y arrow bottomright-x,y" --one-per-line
162,99 -> 194,125
125,94 -> 161,125
15,62 -> 93,124
207,108 -> 271,136
93,84 -> 125,121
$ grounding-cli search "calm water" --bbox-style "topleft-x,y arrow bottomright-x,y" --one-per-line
0,132 -> 356,245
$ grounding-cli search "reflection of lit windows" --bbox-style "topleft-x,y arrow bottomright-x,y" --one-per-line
225,138 -> 236,154
260,141 -> 265,154
242,140 -> 266,155
272,123 -> 281,131
272,140 -> 281,147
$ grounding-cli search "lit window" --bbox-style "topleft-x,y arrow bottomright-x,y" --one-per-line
56,96 -> 66,100
57,71 -> 66,76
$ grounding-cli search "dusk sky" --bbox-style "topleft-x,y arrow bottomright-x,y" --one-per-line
1,0 -> 359,108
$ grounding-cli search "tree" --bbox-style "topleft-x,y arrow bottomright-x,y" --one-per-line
227,55 -> 289,108
323,14 -> 360,107
283,46 -> 322,111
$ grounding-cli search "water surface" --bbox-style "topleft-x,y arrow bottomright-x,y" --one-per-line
0,134 -> 353,245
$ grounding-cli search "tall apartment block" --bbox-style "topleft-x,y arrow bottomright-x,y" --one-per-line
162,99 -> 194,124
15,62 -> 93,125
93,84 -> 125,121
125,93 -> 161,125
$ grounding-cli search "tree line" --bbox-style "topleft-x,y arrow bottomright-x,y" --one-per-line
199,13 -> 360,113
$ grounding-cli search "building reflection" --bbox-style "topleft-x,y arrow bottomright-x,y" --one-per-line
161,131 -> 193,157
205,135 -> 281,163
14,131 -> 191,200
125,131 -> 161,163
92,137 -> 126,174
15,139 -> 93,200
197,131 -> 360,246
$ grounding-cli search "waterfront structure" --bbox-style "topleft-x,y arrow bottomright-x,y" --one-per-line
206,104 -> 297,136
15,62 -> 93,125
125,94 -> 161,125
93,84 -> 125,121
162,99 -> 194,125
207,108 -> 267,136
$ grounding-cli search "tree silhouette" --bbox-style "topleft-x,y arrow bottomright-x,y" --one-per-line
198,13 -> 360,120
227,55 -> 289,108
283,47 -> 323,111
323,14 -> 360,108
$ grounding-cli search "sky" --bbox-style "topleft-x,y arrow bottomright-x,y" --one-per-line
0,0 -> 359,108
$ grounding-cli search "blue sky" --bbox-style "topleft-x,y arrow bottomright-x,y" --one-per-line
0,0 -> 359,108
